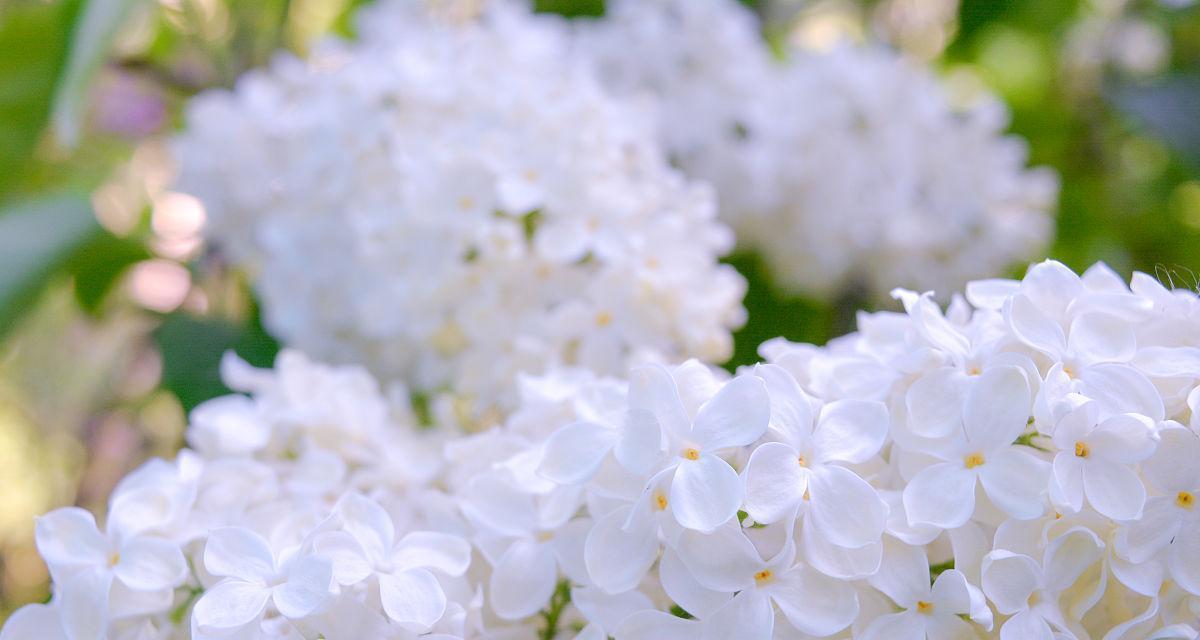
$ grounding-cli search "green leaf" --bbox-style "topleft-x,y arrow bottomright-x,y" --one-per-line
0,0 -> 83,200
65,231 -> 152,314
1110,74 -> 1200,171
51,0 -> 146,147
0,193 -> 101,336
533,0 -> 604,18
154,310 -> 280,412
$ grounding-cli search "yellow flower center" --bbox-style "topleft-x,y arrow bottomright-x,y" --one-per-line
654,492 -> 669,511
1178,491 -> 1195,509
797,455 -> 808,467
916,601 -> 934,614
1074,441 -> 1090,458
457,196 -> 475,211
966,366 -> 982,376
108,552 -> 121,567
682,447 -> 701,461
536,531 -> 555,543
594,311 -> 612,327
963,453 -> 985,469
753,569 -> 774,585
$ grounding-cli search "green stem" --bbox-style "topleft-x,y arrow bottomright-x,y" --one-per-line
538,580 -> 572,640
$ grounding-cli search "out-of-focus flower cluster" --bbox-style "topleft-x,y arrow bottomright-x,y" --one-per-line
573,0 -> 1059,300
6,259 -> 1200,639
173,1 -> 746,426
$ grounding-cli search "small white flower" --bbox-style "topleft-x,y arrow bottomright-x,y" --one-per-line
1049,400 -> 1158,521
313,493 -> 470,631
742,363 -> 889,553
192,527 -> 333,634
903,366 -> 1050,528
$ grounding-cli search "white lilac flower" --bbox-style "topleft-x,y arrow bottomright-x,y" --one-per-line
174,0 -> 745,426
572,0 -> 1058,301
8,261 -> 1200,640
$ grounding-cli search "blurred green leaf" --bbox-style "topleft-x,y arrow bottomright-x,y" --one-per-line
65,232 -> 151,314
0,193 -> 101,336
1110,74 -> 1200,171
154,310 -> 280,412
725,251 -> 835,371
52,0 -> 146,148
0,0 -> 82,200
533,0 -> 604,18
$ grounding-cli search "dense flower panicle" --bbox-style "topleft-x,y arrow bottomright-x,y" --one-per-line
572,0 -> 1059,300
7,260 -> 1200,639
173,0 -> 746,426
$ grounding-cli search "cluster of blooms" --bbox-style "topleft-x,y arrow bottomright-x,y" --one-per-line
7,259 -> 1200,639
172,0 -> 746,425
571,0 -> 1059,300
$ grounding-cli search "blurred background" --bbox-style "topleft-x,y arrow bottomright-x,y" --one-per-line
0,0 -> 1197,621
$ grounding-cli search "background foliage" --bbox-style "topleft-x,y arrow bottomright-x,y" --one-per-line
0,0 -> 1197,620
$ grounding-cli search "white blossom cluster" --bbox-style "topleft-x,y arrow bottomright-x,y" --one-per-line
572,0 -> 1059,300
7,259 -> 1200,640
172,1 -> 746,425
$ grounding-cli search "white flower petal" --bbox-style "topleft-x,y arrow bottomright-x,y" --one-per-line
742,442 -> 805,525
0,603 -> 67,640
1133,346 -> 1200,377
813,399 -> 889,464
963,366 -> 1031,451
675,521 -> 760,593
58,566 -> 112,640
753,364 -> 813,448
1005,293 -> 1067,357
1117,497 -> 1182,564
701,591 -> 773,640
203,527 -> 276,583
1082,460 -> 1146,521
905,369 -> 969,439
981,550 -> 1040,615
659,549 -> 732,619
585,507 -> 659,594
571,585 -> 654,634
859,611 -> 927,640
868,537 -> 929,608
801,523 -> 882,579
113,536 -> 186,592
629,364 -> 690,439
1000,609 -> 1055,640
272,555 -> 332,619
1089,414 -> 1157,464
379,567 -> 447,632
1077,364 -> 1164,421
312,531 -> 372,586
34,507 -> 107,570
977,449 -> 1049,521
335,492 -> 395,567
1143,425 -> 1200,493
393,531 -> 471,576
538,421 -> 618,485
1043,526 -> 1105,592
670,455 -> 742,532
808,465 -> 886,549
614,610 -> 700,640
690,375 -> 769,451
1067,312 -> 1136,363
903,462 -> 977,529
459,473 -> 536,537
489,539 -> 558,620
615,408 -> 665,475
1051,453 -> 1085,513
192,580 -> 269,631
1168,528 -> 1200,595
770,564 -> 858,637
